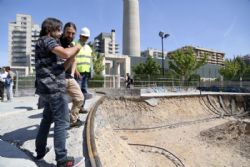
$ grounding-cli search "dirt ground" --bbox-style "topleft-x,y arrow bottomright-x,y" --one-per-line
94,96 -> 250,167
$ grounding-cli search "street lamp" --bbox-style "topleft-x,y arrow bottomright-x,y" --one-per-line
159,31 -> 170,76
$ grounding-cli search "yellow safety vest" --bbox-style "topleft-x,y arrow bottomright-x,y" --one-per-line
72,41 -> 93,73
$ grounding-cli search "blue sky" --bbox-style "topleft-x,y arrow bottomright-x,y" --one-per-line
0,0 -> 250,66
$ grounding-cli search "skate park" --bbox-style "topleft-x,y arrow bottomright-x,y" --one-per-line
1,85 -> 250,167
1,0 -> 250,166
92,89 -> 250,167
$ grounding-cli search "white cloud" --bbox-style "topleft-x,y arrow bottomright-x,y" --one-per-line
223,16 -> 237,37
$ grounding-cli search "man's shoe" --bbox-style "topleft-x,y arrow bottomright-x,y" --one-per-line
36,146 -> 51,160
84,93 -> 93,100
57,156 -> 74,167
70,119 -> 84,128
79,108 -> 88,114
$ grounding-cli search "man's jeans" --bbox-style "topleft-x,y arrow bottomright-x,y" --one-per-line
77,72 -> 89,107
35,93 -> 69,162
78,72 -> 89,94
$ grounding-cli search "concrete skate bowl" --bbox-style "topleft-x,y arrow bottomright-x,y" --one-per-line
87,94 -> 250,167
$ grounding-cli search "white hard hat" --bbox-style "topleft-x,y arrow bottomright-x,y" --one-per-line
80,27 -> 90,37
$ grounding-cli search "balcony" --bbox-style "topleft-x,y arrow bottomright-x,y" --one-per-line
12,30 -> 26,33
12,38 -> 26,42
12,49 -> 26,53
12,34 -> 26,37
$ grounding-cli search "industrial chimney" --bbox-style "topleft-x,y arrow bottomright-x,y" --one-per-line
122,0 -> 141,57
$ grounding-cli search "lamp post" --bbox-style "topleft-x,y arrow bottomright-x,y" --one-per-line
159,31 -> 170,76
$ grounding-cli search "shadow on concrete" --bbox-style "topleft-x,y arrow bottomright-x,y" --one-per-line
0,140 -> 55,167
1,125 -> 55,166
21,148 -> 56,167
14,106 -> 34,111
0,140 -> 29,159
28,113 -> 43,119
1,125 -> 53,146
0,140 -> 37,167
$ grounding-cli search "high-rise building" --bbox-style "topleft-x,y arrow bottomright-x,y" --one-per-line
93,29 -> 119,55
242,54 -> 250,65
141,48 -> 168,59
123,0 -> 140,57
8,14 -> 40,75
168,46 -> 225,65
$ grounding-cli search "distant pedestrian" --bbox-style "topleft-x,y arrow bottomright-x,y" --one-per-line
4,66 -> 15,102
0,67 -> 6,102
125,73 -> 133,88
35,17 -> 82,167
60,22 -> 85,128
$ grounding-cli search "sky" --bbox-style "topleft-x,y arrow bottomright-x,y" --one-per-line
0,0 -> 250,66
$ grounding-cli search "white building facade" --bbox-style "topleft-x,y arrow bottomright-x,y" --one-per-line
92,30 -> 131,88
141,48 -> 168,59
93,29 -> 119,55
8,14 -> 40,76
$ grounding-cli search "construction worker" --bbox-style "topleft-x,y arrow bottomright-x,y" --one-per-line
73,27 -> 93,111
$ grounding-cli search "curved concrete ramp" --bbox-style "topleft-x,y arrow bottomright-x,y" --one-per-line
93,94 -> 250,167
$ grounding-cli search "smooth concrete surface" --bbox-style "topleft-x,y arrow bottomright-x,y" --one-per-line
0,96 -> 38,116
0,139 -> 37,167
0,92 -> 101,167
140,87 -> 250,97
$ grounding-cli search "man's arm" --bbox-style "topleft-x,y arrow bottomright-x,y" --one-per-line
71,60 -> 77,77
75,68 -> 82,79
64,57 -> 75,71
62,41 -> 79,74
52,44 -> 81,59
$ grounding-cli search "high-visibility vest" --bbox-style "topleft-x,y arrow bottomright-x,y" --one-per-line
72,41 -> 93,73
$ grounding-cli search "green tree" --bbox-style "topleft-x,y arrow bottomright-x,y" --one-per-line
168,47 -> 207,81
92,52 -> 104,75
219,57 -> 241,80
132,63 -> 145,74
244,65 -> 250,80
235,56 -> 246,79
132,56 -> 161,75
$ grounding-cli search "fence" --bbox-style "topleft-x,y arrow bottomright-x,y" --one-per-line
13,73 -> 250,97
14,73 -> 36,96
13,74 -> 126,96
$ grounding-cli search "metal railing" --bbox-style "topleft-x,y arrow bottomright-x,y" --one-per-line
13,73 -> 250,97
14,73 -> 36,96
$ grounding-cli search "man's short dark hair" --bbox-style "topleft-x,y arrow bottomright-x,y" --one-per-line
39,18 -> 63,37
63,22 -> 77,33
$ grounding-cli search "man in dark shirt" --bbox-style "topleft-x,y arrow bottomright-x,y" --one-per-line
0,67 -> 5,102
60,22 -> 85,128
126,73 -> 132,88
35,18 -> 81,167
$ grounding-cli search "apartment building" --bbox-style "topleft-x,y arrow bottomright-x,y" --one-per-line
93,29 -> 119,55
168,46 -> 225,65
141,48 -> 168,59
8,14 -> 40,75
242,54 -> 250,65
